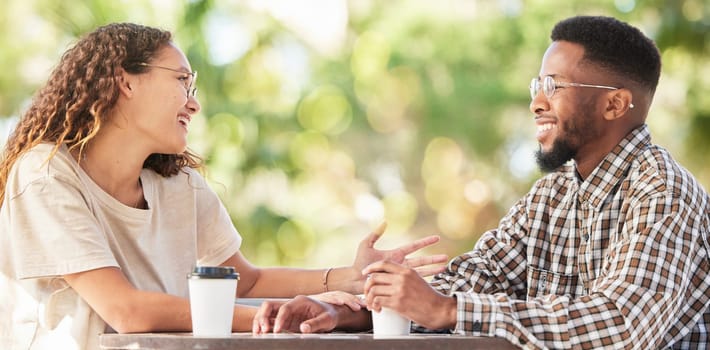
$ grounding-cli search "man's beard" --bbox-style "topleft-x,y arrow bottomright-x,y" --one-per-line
535,138 -> 576,173
534,98 -> 602,173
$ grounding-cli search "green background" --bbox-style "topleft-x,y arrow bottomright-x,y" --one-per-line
1,0 -> 708,268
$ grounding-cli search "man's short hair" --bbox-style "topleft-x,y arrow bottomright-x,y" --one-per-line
551,16 -> 661,94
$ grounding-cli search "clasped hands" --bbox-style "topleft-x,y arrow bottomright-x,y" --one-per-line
252,224 -> 456,334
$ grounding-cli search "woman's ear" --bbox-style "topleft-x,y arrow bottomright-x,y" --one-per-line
603,88 -> 634,121
116,68 -> 134,98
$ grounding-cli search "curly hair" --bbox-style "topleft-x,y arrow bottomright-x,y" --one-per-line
551,16 -> 661,94
0,22 -> 202,206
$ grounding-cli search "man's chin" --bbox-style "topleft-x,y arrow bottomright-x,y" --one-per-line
535,147 -> 574,173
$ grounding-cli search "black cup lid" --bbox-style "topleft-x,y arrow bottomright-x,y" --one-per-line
188,266 -> 240,279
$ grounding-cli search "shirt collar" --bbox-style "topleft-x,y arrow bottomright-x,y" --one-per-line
569,124 -> 651,208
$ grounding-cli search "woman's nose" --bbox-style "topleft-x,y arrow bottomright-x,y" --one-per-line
186,95 -> 200,114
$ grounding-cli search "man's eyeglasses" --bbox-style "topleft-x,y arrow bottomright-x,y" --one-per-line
137,62 -> 197,98
530,75 -> 618,100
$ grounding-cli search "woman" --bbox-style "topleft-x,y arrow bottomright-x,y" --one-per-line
0,23 -> 445,350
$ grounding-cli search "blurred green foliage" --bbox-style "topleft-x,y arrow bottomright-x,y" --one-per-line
1,0 -> 708,268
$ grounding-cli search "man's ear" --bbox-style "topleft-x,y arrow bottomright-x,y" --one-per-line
603,88 -> 634,121
116,68 -> 134,97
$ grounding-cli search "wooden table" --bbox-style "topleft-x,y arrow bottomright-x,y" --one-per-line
99,332 -> 519,350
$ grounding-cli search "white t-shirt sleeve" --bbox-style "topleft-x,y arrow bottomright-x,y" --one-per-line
187,169 -> 242,267
7,163 -> 118,279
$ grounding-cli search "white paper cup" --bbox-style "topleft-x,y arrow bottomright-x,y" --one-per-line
371,307 -> 411,336
188,266 -> 239,337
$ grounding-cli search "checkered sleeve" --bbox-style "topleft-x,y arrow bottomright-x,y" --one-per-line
442,189 -> 710,349
412,193 -> 531,334
430,192 -> 530,299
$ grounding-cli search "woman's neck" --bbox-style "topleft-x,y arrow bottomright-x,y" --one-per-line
73,130 -> 148,208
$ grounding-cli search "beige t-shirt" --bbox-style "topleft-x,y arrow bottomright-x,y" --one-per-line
0,143 -> 242,350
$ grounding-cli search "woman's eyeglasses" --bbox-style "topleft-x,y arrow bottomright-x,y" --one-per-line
137,62 -> 197,98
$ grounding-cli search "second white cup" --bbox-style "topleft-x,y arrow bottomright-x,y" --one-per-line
371,307 -> 411,336
188,266 -> 239,337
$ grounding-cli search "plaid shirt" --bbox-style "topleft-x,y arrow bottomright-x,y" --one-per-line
426,125 -> 710,349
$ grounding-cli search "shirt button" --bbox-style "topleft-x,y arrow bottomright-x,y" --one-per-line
583,233 -> 590,241
472,321 -> 482,332
538,274 -> 547,291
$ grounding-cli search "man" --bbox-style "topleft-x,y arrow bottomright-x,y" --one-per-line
252,16 -> 710,349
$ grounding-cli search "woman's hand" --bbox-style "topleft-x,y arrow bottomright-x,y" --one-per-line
351,222 -> 448,284
309,291 -> 365,312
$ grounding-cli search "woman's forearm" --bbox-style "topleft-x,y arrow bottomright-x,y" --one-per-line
244,266 -> 362,298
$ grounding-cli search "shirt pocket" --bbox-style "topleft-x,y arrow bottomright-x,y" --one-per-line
527,266 -> 582,298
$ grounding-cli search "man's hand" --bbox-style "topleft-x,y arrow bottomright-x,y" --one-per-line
252,295 -> 338,334
363,260 -> 457,330
252,295 -> 371,334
